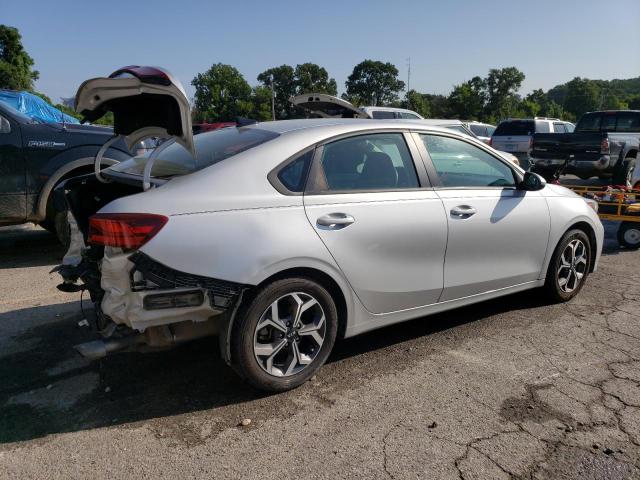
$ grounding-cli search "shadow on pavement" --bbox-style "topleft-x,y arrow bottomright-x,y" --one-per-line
0,225 -> 64,269
0,287 -> 555,445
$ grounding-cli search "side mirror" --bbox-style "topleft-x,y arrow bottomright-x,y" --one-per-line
520,171 -> 546,191
0,116 -> 10,134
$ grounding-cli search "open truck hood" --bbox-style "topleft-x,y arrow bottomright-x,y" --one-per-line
290,93 -> 371,119
75,66 -> 195,156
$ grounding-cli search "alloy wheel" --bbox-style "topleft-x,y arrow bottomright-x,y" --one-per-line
557,239 -> 588,293
253,292 -> 326,377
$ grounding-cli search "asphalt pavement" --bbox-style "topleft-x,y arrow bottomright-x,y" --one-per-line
0,222 -> 638,479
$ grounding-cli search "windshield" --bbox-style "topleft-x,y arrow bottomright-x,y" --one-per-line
494,120 -> 535,136
109,127 -> 280,177
444,124 -> 474,136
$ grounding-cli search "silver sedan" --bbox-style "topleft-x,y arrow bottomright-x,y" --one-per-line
58,68 -> 604,392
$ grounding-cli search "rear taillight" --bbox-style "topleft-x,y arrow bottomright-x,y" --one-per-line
601,137 -> 610,154
488,138 -> 492,147
88,213 -> 168,249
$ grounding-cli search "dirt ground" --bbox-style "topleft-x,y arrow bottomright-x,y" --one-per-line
0,222 -> 639,479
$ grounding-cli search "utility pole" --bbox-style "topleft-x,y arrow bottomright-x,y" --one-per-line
270,75 -> 276,121
406,57 -> 411,109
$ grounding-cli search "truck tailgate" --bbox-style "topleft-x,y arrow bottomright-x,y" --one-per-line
531,132 -> 604,161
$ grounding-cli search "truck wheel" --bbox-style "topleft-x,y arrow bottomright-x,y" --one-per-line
618,222 -> 640,249
613,157 -> 635,187
230,277 -> 338,392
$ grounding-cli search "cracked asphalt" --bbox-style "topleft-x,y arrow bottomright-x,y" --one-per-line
0,222 -> 639,479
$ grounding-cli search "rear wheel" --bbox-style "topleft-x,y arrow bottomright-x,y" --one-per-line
618,222 -> 640,249
613,157 -> 635,187
230,277 -> 338,392
544,229 -> 592,302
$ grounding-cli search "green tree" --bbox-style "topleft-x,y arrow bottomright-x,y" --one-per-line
402,90 -> 431,118
447,76 -> 486,119
345,59 -> 405,106
257,65 -> 296,119
628,94 -> 640,110
192,63 -> 253,122
563,77 -> 600,118
0,25 -> 39,90
249,86 -> 273,121
484,67 -> 525,120
294,63 -> 337,95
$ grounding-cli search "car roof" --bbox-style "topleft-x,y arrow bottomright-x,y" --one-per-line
245,118 -> 463,135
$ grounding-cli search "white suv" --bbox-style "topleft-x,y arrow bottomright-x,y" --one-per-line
491,118 -> 575,170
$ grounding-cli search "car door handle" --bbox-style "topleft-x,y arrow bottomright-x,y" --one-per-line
450,205 -> 477,218
316,213 -> 355,229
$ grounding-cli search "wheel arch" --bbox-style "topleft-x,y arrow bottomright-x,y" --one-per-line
566,221 -> 598,273
35,157 -> 119,221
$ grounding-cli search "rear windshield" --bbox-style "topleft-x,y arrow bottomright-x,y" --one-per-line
371,110 -> 396,119
109,127 -> 279,177
494,120 -> 535,136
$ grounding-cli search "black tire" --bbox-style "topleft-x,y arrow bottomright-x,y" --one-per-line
544,229 -> 592,302
613,157 -> 635,187
230,277 -> 338,392
618,222 -> 640,249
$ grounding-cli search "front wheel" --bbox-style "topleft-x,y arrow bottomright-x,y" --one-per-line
544,229 -> 592,302
618,222 -> 640,249
230,278 -> 338,392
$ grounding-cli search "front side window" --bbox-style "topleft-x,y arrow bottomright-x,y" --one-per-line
371,110 -> 396,119
399,112 -> 420,119
420,134 -> 516,188
318,133 -> 419,191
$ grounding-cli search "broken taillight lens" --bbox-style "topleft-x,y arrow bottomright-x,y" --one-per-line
88,213 -> 168,249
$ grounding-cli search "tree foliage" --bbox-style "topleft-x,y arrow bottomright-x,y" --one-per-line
345,60 -> 405,106
257,64 -> 296,119
0,25 -> 39,91
192,63 -> 255,122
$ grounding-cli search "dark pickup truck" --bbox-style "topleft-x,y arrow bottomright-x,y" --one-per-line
531,110 -> 639,185
0,100 -> 134,242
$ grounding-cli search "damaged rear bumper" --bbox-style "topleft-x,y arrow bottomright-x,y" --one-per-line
101,249 -> 245,331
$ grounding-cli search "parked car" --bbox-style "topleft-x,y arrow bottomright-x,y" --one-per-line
463,121 -> 496,144
359,106 -> 423,119
0,96 -> 135,244
491,118 -> 575,170
531,110 -> 640,185
56,67 -> 603,392
291,94 -> 520,166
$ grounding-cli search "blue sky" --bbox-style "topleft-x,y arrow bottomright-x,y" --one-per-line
3,0 -> 639,103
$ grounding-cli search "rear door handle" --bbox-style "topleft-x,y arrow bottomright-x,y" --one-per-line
316,213 -> 355,229
450,205 -> 477,218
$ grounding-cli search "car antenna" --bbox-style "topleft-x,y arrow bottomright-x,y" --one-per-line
60,105 -> 67,131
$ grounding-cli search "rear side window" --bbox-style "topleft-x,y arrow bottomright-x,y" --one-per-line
398,112 -> 420,119
576,113 -> 601,131
494,120 -> 535,136
371,110 -> 396,119
535,121 -> 550,133
469,124 -> 488,137
277,150 -> 313,193
553,123 -> 566,133
616,112 -> 640,132
318,133 -> 419,191
601,114 -> 617,131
